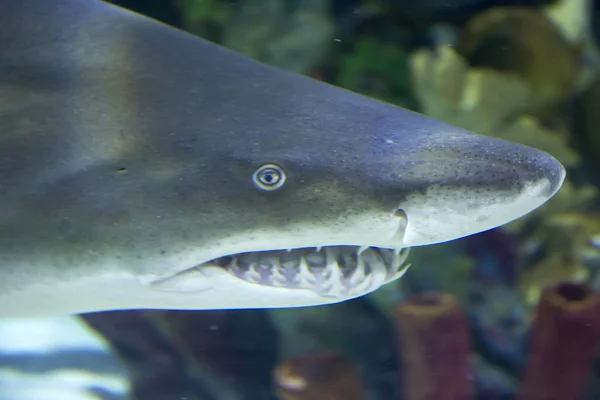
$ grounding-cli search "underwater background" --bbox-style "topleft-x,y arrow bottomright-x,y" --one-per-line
2,0 -> 600,399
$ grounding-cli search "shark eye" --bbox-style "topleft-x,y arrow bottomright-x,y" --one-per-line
253,164 -> 286,191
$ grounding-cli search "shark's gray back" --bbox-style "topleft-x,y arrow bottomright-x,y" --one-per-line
0,0 -> 425,203
1,0 -> 298,190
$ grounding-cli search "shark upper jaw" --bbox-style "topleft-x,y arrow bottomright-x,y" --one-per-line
150,211 -> 413,308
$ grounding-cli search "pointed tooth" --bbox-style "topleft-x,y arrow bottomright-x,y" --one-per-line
323,248 -> 342,296
272,264 -> 289,286
313,248 -> 335,296
356,276 -> 372,294
369,256 -> 388,289
396,248 -> 410,270
324,247 -> 336,273
386,248 -> 409,275
246,264 -> 262,283
357,246 -> 369,255
389,251 -> 403,274
386,248 -> 411,282
316,246 -> 322,252
353,263 -> 373,295
348,254 -> 368,294
389,263 -> 412,281
229,256 -> 239,272
349,254 -> 366,285
298,256 -> 313,287
402,248 -> 410,260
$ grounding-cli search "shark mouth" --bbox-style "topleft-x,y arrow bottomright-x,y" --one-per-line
203,246 -> 411,298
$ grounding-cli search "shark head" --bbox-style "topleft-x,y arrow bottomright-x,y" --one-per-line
153,100 -> 564,308
0,0 -> 565,316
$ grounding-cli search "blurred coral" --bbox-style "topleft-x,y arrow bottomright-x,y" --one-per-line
229,0 -> 333,75
517,282 -> 600,400
519,213 -> 600,305
180,0 -> 334,74
377,0 -> 557,24
269,298 -> 399,399
574,76 -> 600,184
394,293 -> 472,400
501,181 -> 598,238
469,285 -> 528,379
273,351 -> 366,400
81,311 -> 200,400
395,242 -> 474,303
457,7 -> 579,113
410,9 -> 599,229
82,309 -> 279,400
150,309 -> 279,400
545,0 -> 593,46
410,46 -> 580,168
544,0 -> 600,91
335,37 -> 417,109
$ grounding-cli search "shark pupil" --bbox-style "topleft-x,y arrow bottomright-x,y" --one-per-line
253,164 -> 286,191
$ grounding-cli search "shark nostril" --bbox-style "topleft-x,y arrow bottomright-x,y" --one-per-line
394,209 -> 407,221
392,208 -> 408,242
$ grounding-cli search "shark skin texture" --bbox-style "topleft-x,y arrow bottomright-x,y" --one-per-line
0,0 -> 565,317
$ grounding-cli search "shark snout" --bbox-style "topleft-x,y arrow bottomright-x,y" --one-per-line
460,134 -> 566,197
393,134 -> 566,247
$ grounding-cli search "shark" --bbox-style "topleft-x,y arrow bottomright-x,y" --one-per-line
0,0 -> 565,318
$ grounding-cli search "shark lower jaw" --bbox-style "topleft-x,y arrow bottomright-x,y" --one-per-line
197,245 -> 411,299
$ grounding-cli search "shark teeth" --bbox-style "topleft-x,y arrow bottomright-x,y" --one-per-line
212,246 -> 411,299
